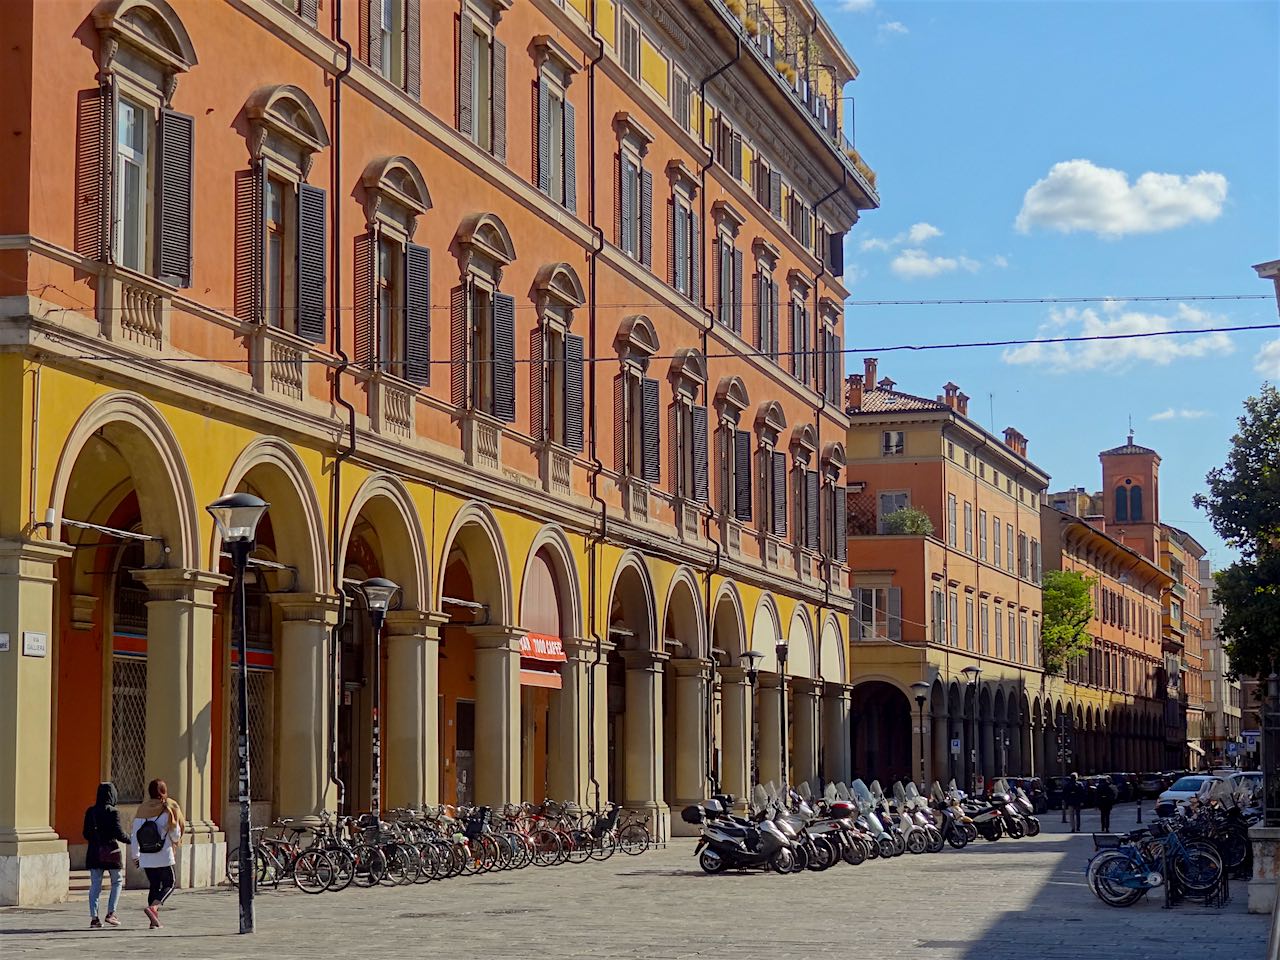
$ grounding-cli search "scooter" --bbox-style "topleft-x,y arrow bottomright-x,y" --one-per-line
852,779 -> 899,858
930,781 -> 972,849
689,795 -> 795,874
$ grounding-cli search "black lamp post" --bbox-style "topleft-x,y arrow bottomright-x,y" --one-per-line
776,641 -> 789,787
206,492 -> 269,936
352,577 -> 400,816
1264,673 -> 1280,828
962,665 -> 982,796
741,651 -> 764,790
910,681 -> 930,789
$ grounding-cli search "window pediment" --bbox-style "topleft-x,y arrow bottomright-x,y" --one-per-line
455,213 -> 516,279
95,0 -> 197,80
669,348 -> 706,400
533,34 -> 580,83
715,376 -> 750,421
787,268 -> 814,295
361,156 -> 431,235
613,111 -> 654,156
712,199 -> 746,235
534,262 -> 585,316
790,423 -> 818,460
616,314 -> 659,366
246,84 -> 329,177
752,237 -> 781,268
821,441 -> 847,480
666,159 -> 698,195
755,400 -> 787,446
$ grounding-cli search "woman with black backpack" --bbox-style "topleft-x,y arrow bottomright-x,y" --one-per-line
82,781 -> 129,929
130,778 -> 184,929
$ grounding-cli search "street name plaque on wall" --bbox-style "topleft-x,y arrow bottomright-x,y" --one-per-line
0,633 -> 9,653
22,632 -> 47,657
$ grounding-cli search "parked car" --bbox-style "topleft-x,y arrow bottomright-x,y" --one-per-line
1137,772 -> 1167,798
1155,775 -> 1221,817
1007,777 -> 1048,813
1228,771 -> 1262,799
1046,775 -> 1072,810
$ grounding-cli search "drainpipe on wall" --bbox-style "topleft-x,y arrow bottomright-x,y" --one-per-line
696,35 -> 739,799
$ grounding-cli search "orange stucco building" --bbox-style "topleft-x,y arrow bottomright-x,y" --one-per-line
0,0 -> 877,902
842,361 -> 1050,790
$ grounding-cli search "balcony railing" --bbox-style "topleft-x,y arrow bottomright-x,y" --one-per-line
540,444 -> 573,498
622,477 -> 649,523
249,323 -> 308,403
677,499 -> 702,541
370,372 -> 415,440
98,265 -> 170,351
461,411 -> 501,471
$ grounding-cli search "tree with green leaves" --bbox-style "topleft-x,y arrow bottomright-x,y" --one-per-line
881,506 -> 935,536
1040,569 -> 1096,675
1193,383 -> 1280,678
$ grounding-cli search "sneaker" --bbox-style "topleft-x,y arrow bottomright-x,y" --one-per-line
104,913 -> 120,927
90,917 -> 102,929
143,905 -> 159,928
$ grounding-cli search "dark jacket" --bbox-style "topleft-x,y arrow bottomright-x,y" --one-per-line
1096,782 -> 1118,808
1063,779 -> 1085,807
82,782 -> 129,869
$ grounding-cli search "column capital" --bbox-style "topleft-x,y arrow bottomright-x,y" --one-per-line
0,538 -> 75,572
269,592 -> 341,623
469,624 -> 526,652
718,666 -> 753,684
669,657 -> 711,679
759,673 -> 789,690
132,567 -> 230,600
385,609 -> 450,638
621,648 -> 670,670
821,680 -> 853,702
792,677 -> 823,696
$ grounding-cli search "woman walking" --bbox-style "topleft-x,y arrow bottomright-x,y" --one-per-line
82,782 -> 129,929
130,778 -> 184,929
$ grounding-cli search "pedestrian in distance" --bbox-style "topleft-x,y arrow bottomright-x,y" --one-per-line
82,781 -> 129,929
1065,772 -> 1084,832
1096,778 -> 1117,832
130,778 -> 184,929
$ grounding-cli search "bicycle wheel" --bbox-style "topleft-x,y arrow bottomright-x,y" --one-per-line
617,823 -> 650,856
1173,842 -> 1223,894
477,835 -> 501,873
392,843 -> 420,885
566,829 -> 592,864
292,850 -> 334,894
1088,852 -> 1146,907
506,832 -> 534,869
351,843 -> 386,887
325,846 -> 355,892
589,830 -> 617,861
529,829 -> 560,866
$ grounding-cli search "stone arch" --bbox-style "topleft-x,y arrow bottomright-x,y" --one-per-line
533,262 -> 586,311
616,314 -> 660,359
360,155 -> 432,221
94,0 -> 198,71
606,550 -> 656,652
755,400 -> 787,436
518,524 -> 582,640
818,613 -> 845,683
436,500 -> 512,623
217,437 -> 328,594
710,581 -> 746,663
340,473 -> 428,610
714,376 -> 750,418
661,567 -> 705,660
49,391 -> 200,569
785,605 -> 816,679
749,593 -> 783,672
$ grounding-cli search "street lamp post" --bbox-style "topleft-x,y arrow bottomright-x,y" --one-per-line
352,577 -> 400,816
1264,673 -> 1280,828
776,641 -> 789,788
962,666 -> 982,796
910,681 -> 930,789
206,492 -> 269,936
741,651 -> 764,792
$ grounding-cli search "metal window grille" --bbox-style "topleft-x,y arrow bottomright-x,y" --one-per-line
228,669 -> 274,802
110,657 -> 147,803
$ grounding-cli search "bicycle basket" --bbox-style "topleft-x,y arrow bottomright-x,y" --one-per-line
463,806 -> 491,840
1092,833 -> 1123,850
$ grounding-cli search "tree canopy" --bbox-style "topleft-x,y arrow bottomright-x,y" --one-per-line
1194,384 -> 1280,677
1040,569 -> 1095,675
881,506 -> 935,536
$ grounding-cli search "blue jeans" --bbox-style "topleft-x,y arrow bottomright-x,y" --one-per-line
88,868 -> 121,918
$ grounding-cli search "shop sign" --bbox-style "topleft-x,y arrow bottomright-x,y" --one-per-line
22,632 -> 47,658
520,632 -> 567,663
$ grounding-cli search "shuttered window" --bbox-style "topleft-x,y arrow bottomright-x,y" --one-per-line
732,430 -> 752,521
670,196 -> 698,297
295,183 -> 327,343
537,78 -> 575,211
804,469 -> 820,550
640,377 -> 660,483
620,15 -> 640,80
564,333 -> 585,451
617,156 -> 651,266
769,451 -> 787,537
492,291 -> 516,421
156,108 -> 194,287
691,404 -> 708,504
639,168 -> 653,268
833,486 -> 847,562
671,69 -> 690,131
458,15 -> 505,161
827,229 -> 845,278
403,243 -> 431,384
790,300 -> 810,384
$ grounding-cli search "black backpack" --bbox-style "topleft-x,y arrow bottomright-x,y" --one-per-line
136,815 -> 165,854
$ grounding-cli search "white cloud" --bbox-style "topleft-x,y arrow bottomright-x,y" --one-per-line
1002,303 -> 1234,372
1150,408 -> 1209,421
877,20 -> 909,38
891,249 -> 979,279
861,222 -> 940,252
835,0 -> 876,11
1015,159 -> 1228,238
991,254 -> 1009,268
1256,339 -> 1280,379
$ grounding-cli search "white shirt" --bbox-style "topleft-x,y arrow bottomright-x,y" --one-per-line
130,810 -> 182,869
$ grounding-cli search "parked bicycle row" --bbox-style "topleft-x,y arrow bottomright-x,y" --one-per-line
1086,778 -> 1259,909
226,800 -> 655,894
686,776 -> 1043,874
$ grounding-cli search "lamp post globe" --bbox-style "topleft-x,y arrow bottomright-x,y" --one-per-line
206,491 -> 269,936
353,577 -> 400,815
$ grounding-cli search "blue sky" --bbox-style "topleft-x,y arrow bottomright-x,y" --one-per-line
822,0 -> 1280,565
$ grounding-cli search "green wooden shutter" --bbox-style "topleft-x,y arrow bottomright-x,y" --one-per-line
692,404 -> 708,504
563,101 -> 577,214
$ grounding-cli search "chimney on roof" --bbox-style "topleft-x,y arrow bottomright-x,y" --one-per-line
846,373 -> 864,411
942,382 -> 960,411
878,377 -> 896,391
957,392 -> 970,416
1003,427 -> 1028,458
863,357 -> 878,391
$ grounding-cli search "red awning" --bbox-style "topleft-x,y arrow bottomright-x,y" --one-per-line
519,669 -> 562,690
520,632 -> 567,663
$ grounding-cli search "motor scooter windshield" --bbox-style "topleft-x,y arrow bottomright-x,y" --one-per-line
752,783 -> 769,813
851,779 -> 875,814
798,781 -> 813,803
930,781 -> 946,803
869,780 -> 887,806
824,782 -> 838,803
906,782 -> 924,809
835,782 -> 852,801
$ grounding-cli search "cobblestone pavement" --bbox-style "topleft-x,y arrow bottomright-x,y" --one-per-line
1,804 -> 1266,959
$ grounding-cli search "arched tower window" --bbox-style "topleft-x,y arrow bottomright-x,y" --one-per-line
1114,485 -> 1129,522
1129,485 -> 1143,522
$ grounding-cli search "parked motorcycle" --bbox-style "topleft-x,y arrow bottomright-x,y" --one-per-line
688,793 -> 795,874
